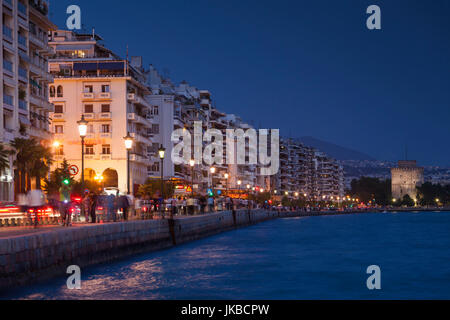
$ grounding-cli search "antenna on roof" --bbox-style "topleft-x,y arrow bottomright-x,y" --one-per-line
92,28 -> 95,39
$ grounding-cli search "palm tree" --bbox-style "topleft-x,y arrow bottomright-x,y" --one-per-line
0,144 -> 13,176
10,138 -> 53,193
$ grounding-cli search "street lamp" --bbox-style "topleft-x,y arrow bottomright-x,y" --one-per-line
123,132 -> 133,195
158,145 -> 166,215
77,115 -> 88,187
190,159 -> 195,197
224,173 -> 229,196
237,180 -> 242,199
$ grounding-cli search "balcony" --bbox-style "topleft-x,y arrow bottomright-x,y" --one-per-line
51,113 -> 65,121
99,132 -> 112,139
81,92 -> 95,100
28,127 -> 52,140
130,154 -> 150,165
131,132 -> 152,145
127,93 -> 151,108
98,112 -> 112,120
100,154 -> 112,161
18,1 -> 27,18
128,113 -> 152,127
97,92 -> 111,100
83,113 -> 95,120
3,0 -> 13,10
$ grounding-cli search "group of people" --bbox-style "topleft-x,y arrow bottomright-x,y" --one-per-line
79,191 -> 132,224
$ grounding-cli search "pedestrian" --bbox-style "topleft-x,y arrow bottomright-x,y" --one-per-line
106,193 -> 116,222
81,191 -> 90,222
119,194 -> 130,221
207,196 -> 215,213
200,196 -> 207,214
171,198 -> 177,218
89,192 -> 98,223
59,185 -> 72,227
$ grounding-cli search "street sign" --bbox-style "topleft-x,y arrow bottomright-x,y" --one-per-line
69,165 -> 79,176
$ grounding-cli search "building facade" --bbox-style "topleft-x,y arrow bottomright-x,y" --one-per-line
391,160 -> 424,201
1,0 -> 56,201
48,30 -> 153,195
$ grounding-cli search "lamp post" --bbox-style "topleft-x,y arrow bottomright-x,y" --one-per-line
237,180 -> 242,199
189,159 -> 195,198
210,167 -> 216,194
123,132 -> 133,195
224,173 -> 229,196
77,115 -> 88,187
158,145 -> 166,215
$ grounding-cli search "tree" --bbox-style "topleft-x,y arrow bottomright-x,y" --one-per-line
401,194 -> 415,207
43,160 -> 74,196
137,178 -> 175,199
10,138 -> 53,193
0,144 -> 14,175
417,182 -> 449,206
350,177 -> 391,206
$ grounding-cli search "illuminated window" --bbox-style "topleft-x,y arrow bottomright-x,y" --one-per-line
85,145 -> 94,155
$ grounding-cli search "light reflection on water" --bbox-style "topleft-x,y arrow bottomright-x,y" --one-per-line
3,212 -> 450,300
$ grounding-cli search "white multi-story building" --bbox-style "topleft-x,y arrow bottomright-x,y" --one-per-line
48,30 -> 153,194
1,0 -> 56,201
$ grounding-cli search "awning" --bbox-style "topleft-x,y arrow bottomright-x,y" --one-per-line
30,78 -> 41,89
98,62 -> 124,70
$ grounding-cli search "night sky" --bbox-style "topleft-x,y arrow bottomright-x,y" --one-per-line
48,0 -> 450,166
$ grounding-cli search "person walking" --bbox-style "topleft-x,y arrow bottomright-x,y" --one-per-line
119,194 -> 130,221
59,185 -> 72,227
207,196 -> 215,213
88,192 -> 98,223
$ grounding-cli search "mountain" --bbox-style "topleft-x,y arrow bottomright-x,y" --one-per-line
298,136 -> 376,161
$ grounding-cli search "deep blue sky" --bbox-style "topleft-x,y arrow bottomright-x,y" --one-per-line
49,0 -> 450,166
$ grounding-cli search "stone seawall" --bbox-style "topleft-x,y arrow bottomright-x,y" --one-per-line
0,210 -> 282,291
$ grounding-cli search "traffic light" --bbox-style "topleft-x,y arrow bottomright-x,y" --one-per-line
63,178 -> 70,186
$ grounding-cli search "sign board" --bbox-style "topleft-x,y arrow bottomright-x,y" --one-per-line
69,165 -> 79,176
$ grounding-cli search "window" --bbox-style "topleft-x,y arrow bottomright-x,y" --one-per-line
88,124 -> 94,134
102,145 -> 111,155
152,162 -> 160,172
49,86 -> 55,98
151,124 -> 159,134
85,145 -> 94,155
55,125 -> 64,134
151,106 -> 159,116
57,85 -> 63,97
101,124 -> 110,133
84,85 -> 93,93
54,105 -> 63,113
84,104 -> 93,113
101,104 -> 110,113
101,85 -> 110,93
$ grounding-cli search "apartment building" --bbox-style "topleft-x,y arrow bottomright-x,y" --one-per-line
146,65 -> 259,196
276,138 -> 344,201
48,30 -> 153,194
1,0 -> 56,201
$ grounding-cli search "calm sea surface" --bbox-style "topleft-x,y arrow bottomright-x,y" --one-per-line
3,211 -> 450,300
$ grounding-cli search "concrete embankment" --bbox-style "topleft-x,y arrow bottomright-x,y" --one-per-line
0,210 -> 282,291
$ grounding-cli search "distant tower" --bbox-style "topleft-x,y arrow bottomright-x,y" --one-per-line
391,161 -> 424,201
